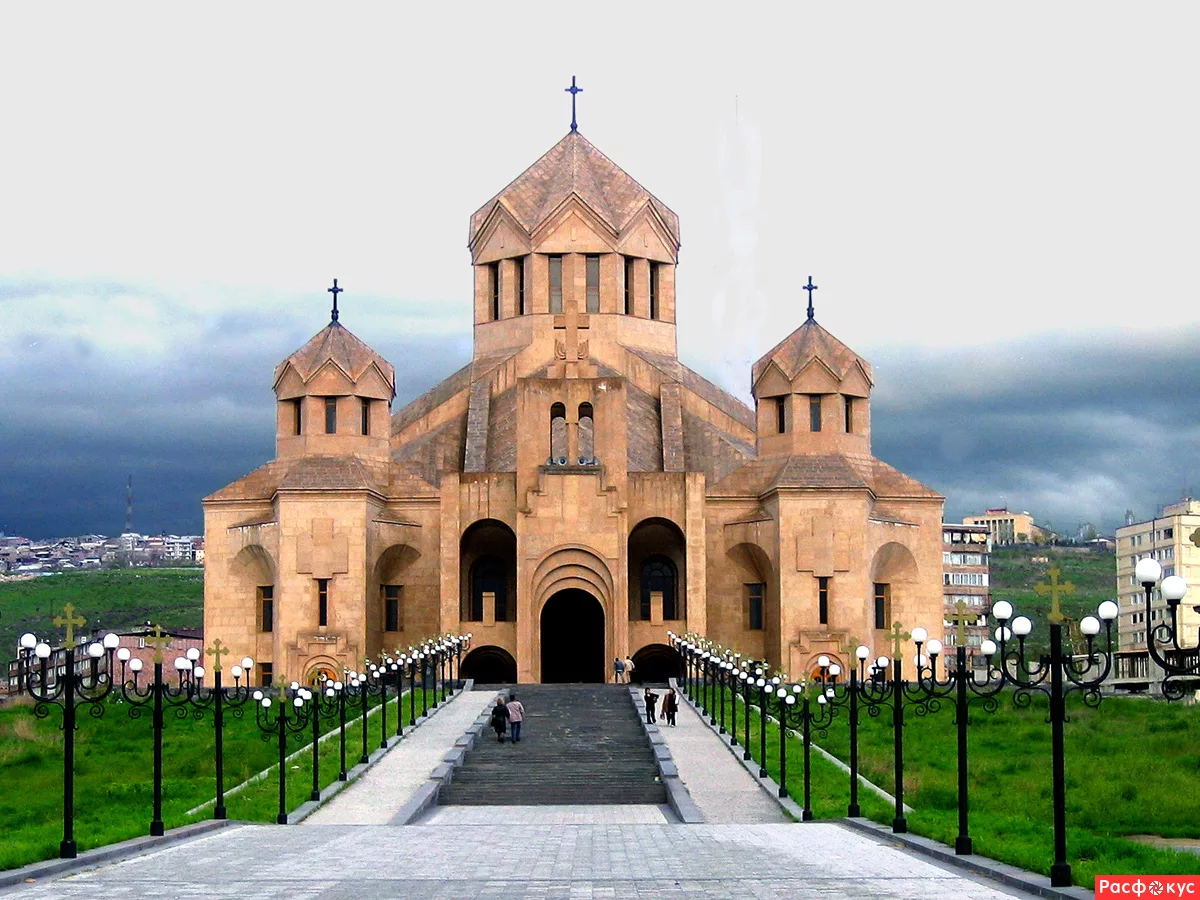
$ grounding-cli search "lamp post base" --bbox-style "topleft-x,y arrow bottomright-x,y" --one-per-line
1050,863 -> 1072,887
150,821 -> 164,837
276,813 -> 288,825
59,841 -> 77,859
214,805 -> 227,820
892,817 -> 907,834
801,808 -> 813,821
955,836 -> 972,855
847,804 -> 860,818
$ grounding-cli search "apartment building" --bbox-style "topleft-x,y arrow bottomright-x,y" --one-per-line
942,523 -> 991,669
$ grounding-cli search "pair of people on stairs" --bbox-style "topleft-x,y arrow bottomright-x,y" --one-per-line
490,692 -> 525,742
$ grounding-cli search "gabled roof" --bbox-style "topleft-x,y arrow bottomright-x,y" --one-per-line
709,453 -> 942,500
751,319 -> 872,390
274,322 -> 395,397
203,455 -> 436,503
469,131 -> 680,249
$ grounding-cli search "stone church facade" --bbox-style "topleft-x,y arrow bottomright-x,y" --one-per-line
203,129 -> 945,685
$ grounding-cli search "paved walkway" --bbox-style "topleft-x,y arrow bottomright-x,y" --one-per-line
651,687 -> 790,824
302,688 -> 489,825
4,821 -> 1043,898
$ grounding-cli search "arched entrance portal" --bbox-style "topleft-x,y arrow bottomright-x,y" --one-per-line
460,646 -> 517,684
541,589 -> 605,683
631,644 -> 682,685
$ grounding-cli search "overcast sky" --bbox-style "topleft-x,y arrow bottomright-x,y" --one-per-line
2,4 -> 1197,540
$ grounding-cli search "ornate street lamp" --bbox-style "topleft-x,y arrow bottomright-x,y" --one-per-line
23,606 -> 118,858
183,642 -> 255,819
988,566 -> 1118,888
252,683 -> 312,824
1135,558 -> 1200,698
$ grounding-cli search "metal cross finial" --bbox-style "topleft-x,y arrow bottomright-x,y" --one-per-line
53,603 -> 87,650
888,621 -> 911,660
328,279 -> 343,323
1034,566 -> 1076,624
145,624 -> 172,665
946,598 -> 976,646
206,638 -> 229,674
803,276 -> 818,322
565,76 -> 583,133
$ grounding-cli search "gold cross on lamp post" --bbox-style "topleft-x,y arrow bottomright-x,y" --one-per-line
145,624 -> 172,665
888,621 -> 911,659
53,603 -> 87,649
206,638 -> 229,674
946,598 -> 976,645
1034,566 -> 1075,624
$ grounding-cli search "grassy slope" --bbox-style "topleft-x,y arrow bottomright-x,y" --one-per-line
0,570 -> 204,660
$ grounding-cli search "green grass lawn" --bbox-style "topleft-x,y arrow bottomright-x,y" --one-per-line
0,684 -> 438,872
700,685 -> 1200,888
0,570 -> 204,658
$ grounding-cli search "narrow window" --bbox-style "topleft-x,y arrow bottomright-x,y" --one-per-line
549,402 -> 567,463
259,585 -> 274,633
259,662 -> 274,688
624,257 -> 634,314
649,262 -> 659,319
809,395 -> 822,432
383,585 -> 401,632
641,557 -> 677,621
578,402 -> 594,464
844,396 -> 853,433
585,255 -> 600,313
549,255 -> 563,313
293,398 -> 303,435
818,576 -> 829,626
748,583 -> 764,630
324,397 -> 337,434
317,578 -> 329,627
360,398 -> 370,436
874,583 -> 889,630
516,255 -> 526,315
489,262 -> 500,320
775,397 -> 786,434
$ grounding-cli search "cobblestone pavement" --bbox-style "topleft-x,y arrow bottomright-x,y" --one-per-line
302,688 -> 490,825
651,688 -> 789,823
4,822 -> 1043,899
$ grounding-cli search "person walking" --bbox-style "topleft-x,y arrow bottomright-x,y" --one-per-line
490,696 -> 509,743
663,687 -> 678,726
614,657 -> 625,684
506,692 -> 526,743
644,687 -> 658,724
624,656 -> 636,684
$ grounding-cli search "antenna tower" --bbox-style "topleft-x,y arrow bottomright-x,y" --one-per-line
125,475 -> 133,533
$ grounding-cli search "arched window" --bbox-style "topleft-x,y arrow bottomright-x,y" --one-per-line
470,556 -> 509,622
640,556 -> 678,621
578,402 -> 595,464
549,403 -> 567,464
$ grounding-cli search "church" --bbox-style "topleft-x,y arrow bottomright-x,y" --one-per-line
202,117 -> 945,686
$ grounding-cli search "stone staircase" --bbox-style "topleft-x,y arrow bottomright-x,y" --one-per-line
441,685 -> 667,805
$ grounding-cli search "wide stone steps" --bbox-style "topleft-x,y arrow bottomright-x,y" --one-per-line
441,684 -> 666,806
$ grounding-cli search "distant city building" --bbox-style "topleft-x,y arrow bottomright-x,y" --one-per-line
942,523 -> 991,669
1108,497 -> 1200,695
962,508 -> 1055,545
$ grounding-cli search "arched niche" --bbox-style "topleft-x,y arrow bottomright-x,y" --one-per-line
460,519 -> 517,624
460,645 -> 517,684
631,642 -> 682,684
230,544 -> 275,634
371,543 -> 421,656
869,541 -> 920,633
628,517 -> 686,623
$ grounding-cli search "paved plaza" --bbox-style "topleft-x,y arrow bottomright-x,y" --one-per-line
2,685 -> 1050,899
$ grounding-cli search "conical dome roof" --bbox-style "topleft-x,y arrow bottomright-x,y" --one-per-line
273,321 -> 395,398
469,131 -> 679,248
751,319 -> 872,391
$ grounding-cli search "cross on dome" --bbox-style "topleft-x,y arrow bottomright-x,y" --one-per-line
803,276 -> 818,322
565,76 -> 583,133
328,279 -> 343,323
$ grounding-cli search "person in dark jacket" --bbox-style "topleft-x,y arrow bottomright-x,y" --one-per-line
663,687 -> 678,726
490,696 -> 509,742
644,687 -> 658,724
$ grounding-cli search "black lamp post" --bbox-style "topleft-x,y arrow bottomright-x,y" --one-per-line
23,606 -> 118,858
347,668 -> 371,765
738,670 -> 754,759
855,647 -> 909,833
988,572 -> 1117,888
183,642 -> 255,819
252,682 -> 312,824
119,629 -> 203,837
717,658 -> 728,734
756,674 -> 775,778
1135,558 -> 1200,698
362,659 -> 391,749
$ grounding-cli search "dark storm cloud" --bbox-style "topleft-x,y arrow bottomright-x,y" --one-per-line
867,328 -> 1200,535
0,292 -> 469,539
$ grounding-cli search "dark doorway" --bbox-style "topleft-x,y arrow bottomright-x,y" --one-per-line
460,646 -> 517,684
631,643 -> 683,684
541,589 -> 605,683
